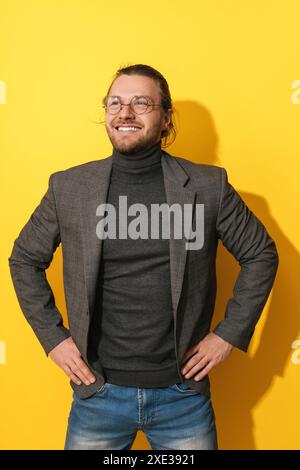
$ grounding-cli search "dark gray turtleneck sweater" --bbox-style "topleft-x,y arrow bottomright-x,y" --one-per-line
89,141 -> 181,387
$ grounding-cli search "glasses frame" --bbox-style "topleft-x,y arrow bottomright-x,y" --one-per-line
102,95 -> 162,115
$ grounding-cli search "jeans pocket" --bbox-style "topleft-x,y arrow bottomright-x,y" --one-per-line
171,382 -> 201,394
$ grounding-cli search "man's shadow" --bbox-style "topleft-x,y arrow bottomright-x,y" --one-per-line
47,100 -> 300,450
166,100 -> 300,449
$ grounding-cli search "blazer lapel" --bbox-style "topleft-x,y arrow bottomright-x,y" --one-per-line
161,152 -> 196,315
79,151 -> 196,319
79,157 -> 113,314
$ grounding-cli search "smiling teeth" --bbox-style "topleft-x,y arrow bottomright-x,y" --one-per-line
118,127 -> 140,132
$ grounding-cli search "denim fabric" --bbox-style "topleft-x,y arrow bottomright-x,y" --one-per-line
64,382 -> 218,450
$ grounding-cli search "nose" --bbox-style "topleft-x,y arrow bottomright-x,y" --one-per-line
118,103 -> 135,119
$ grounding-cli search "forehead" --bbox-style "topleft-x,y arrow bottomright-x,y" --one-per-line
109,74 -> 161,100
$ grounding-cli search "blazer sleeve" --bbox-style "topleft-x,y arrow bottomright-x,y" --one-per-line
213,167 -> 279,352
8,173 -> 71,356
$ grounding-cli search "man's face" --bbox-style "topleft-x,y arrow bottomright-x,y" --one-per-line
105,74 -> 171,155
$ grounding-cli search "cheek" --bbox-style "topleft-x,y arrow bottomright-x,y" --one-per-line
105,118 -> 114,129
144,117 -> 160,133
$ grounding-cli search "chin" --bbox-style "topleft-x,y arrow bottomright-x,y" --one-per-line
112,138 -> 150,155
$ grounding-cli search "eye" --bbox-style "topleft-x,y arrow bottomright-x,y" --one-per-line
106,97 -> 120,107
134,97 -> 148,105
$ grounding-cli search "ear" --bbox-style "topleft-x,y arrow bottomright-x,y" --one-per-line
162,108 -> 172,130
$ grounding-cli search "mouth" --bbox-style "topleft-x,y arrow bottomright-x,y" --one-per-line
114,125 -> 142,133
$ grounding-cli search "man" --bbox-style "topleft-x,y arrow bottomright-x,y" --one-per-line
9,64 -> 279,450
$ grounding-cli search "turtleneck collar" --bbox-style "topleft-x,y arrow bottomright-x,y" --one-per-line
112,141 -> 162,169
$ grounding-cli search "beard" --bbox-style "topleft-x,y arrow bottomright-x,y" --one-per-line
106,124 -> 162,156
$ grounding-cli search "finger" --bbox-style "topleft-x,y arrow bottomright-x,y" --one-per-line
183,356 -> 209,378
181,352 -> 199,370
181,352 -> 206,374
73,358 -> 96,384
63,364 -> 82,385
194,361 -> 214,381
69,360 -> 94,386
182,346 -> 199,364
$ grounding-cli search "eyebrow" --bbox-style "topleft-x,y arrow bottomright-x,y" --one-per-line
105,94 -> 155,102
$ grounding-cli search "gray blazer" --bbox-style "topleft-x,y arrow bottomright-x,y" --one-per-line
8,150 -> 279,399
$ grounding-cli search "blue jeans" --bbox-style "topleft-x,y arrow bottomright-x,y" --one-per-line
64,382 -> 218,450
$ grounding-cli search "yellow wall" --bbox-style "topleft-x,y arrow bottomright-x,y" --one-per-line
1,0 -> 299,450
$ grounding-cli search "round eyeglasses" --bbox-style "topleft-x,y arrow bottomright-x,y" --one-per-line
102,95 -> 162,115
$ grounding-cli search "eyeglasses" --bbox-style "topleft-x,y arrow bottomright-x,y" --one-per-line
102,95 -> 162,115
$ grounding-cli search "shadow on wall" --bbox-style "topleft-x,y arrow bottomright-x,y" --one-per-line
168,100 -> 300,450
46,100 -> 300,450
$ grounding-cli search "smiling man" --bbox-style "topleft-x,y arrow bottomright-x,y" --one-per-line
104,73 -> 169,155
9,64 -> 279,450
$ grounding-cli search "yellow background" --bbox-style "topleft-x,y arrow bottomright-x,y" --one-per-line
1,0 -> 299,450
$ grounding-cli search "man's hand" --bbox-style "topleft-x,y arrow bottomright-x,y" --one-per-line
180,332 -> 233,381
48,337 -> 96,386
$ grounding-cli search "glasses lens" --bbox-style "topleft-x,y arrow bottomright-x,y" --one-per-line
104,96 -> 152,114
132,96 -> 149,114
105,96 -> 121,114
